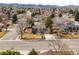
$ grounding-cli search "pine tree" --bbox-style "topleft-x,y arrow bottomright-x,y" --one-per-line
28,49 -> 38,55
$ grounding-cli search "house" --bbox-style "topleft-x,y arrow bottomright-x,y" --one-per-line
32,22 -> 46,34
60,22 -> 79,33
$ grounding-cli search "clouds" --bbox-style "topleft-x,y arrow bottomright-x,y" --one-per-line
0,0 -> 79,5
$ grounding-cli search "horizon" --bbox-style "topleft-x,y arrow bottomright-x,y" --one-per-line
1,3 -> 79,6
0,0 -> 79,6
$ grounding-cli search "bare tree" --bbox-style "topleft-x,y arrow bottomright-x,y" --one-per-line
2,18 -> 9,31
49,40 -> 74,55
17,18 -> 27,39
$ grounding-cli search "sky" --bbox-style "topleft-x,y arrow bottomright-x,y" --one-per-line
0,0 -> 79,6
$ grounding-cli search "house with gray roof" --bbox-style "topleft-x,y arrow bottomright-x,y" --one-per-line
60,22 -> 79,33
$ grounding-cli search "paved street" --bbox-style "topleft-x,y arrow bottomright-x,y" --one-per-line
0,40 -> 56,50
0,39 -> 77,51
0,39 -> 70,51
0,24 -> 18,40
0,38 -> 79,54
62,39 -> 79,54
62,39 -> 79,49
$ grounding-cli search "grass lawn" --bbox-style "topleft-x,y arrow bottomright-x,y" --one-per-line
0,32 -> 6,38
61,34 -> 79,39
22,33 -> 43,40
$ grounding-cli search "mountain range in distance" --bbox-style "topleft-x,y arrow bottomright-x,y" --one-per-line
0,3 -> 79,8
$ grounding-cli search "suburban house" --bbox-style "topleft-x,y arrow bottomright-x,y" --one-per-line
60,22 -> 79,33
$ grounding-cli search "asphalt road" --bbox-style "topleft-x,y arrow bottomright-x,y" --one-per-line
0,39 -> 77,50
62,39 -> 79,49
0,39 -> 78,54
0,40 -> 64,50
1,24 -> 18,40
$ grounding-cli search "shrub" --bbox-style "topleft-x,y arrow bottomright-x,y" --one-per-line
28,49 -> 38,55
0,50 -> 21,55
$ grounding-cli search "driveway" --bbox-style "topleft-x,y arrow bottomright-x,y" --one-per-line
0,24 -> 18,40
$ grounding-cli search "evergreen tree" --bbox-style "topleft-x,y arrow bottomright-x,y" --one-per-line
12,14 -> 17,24
59,14 -> 62,17
45,16 -> 53,34
69,9 -> 74,14
50,14 -> 55,18
75,12 -> 79,21
28,49 -> 38,55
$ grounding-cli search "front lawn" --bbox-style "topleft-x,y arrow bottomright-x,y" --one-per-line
22,33 -> 43,40
0,32 -> 6,38
60,34 -> 79,39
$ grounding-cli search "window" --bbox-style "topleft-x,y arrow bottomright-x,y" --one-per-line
68,27 -> 72,30
77,27 -> 79,30
73,27 -> 76,30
